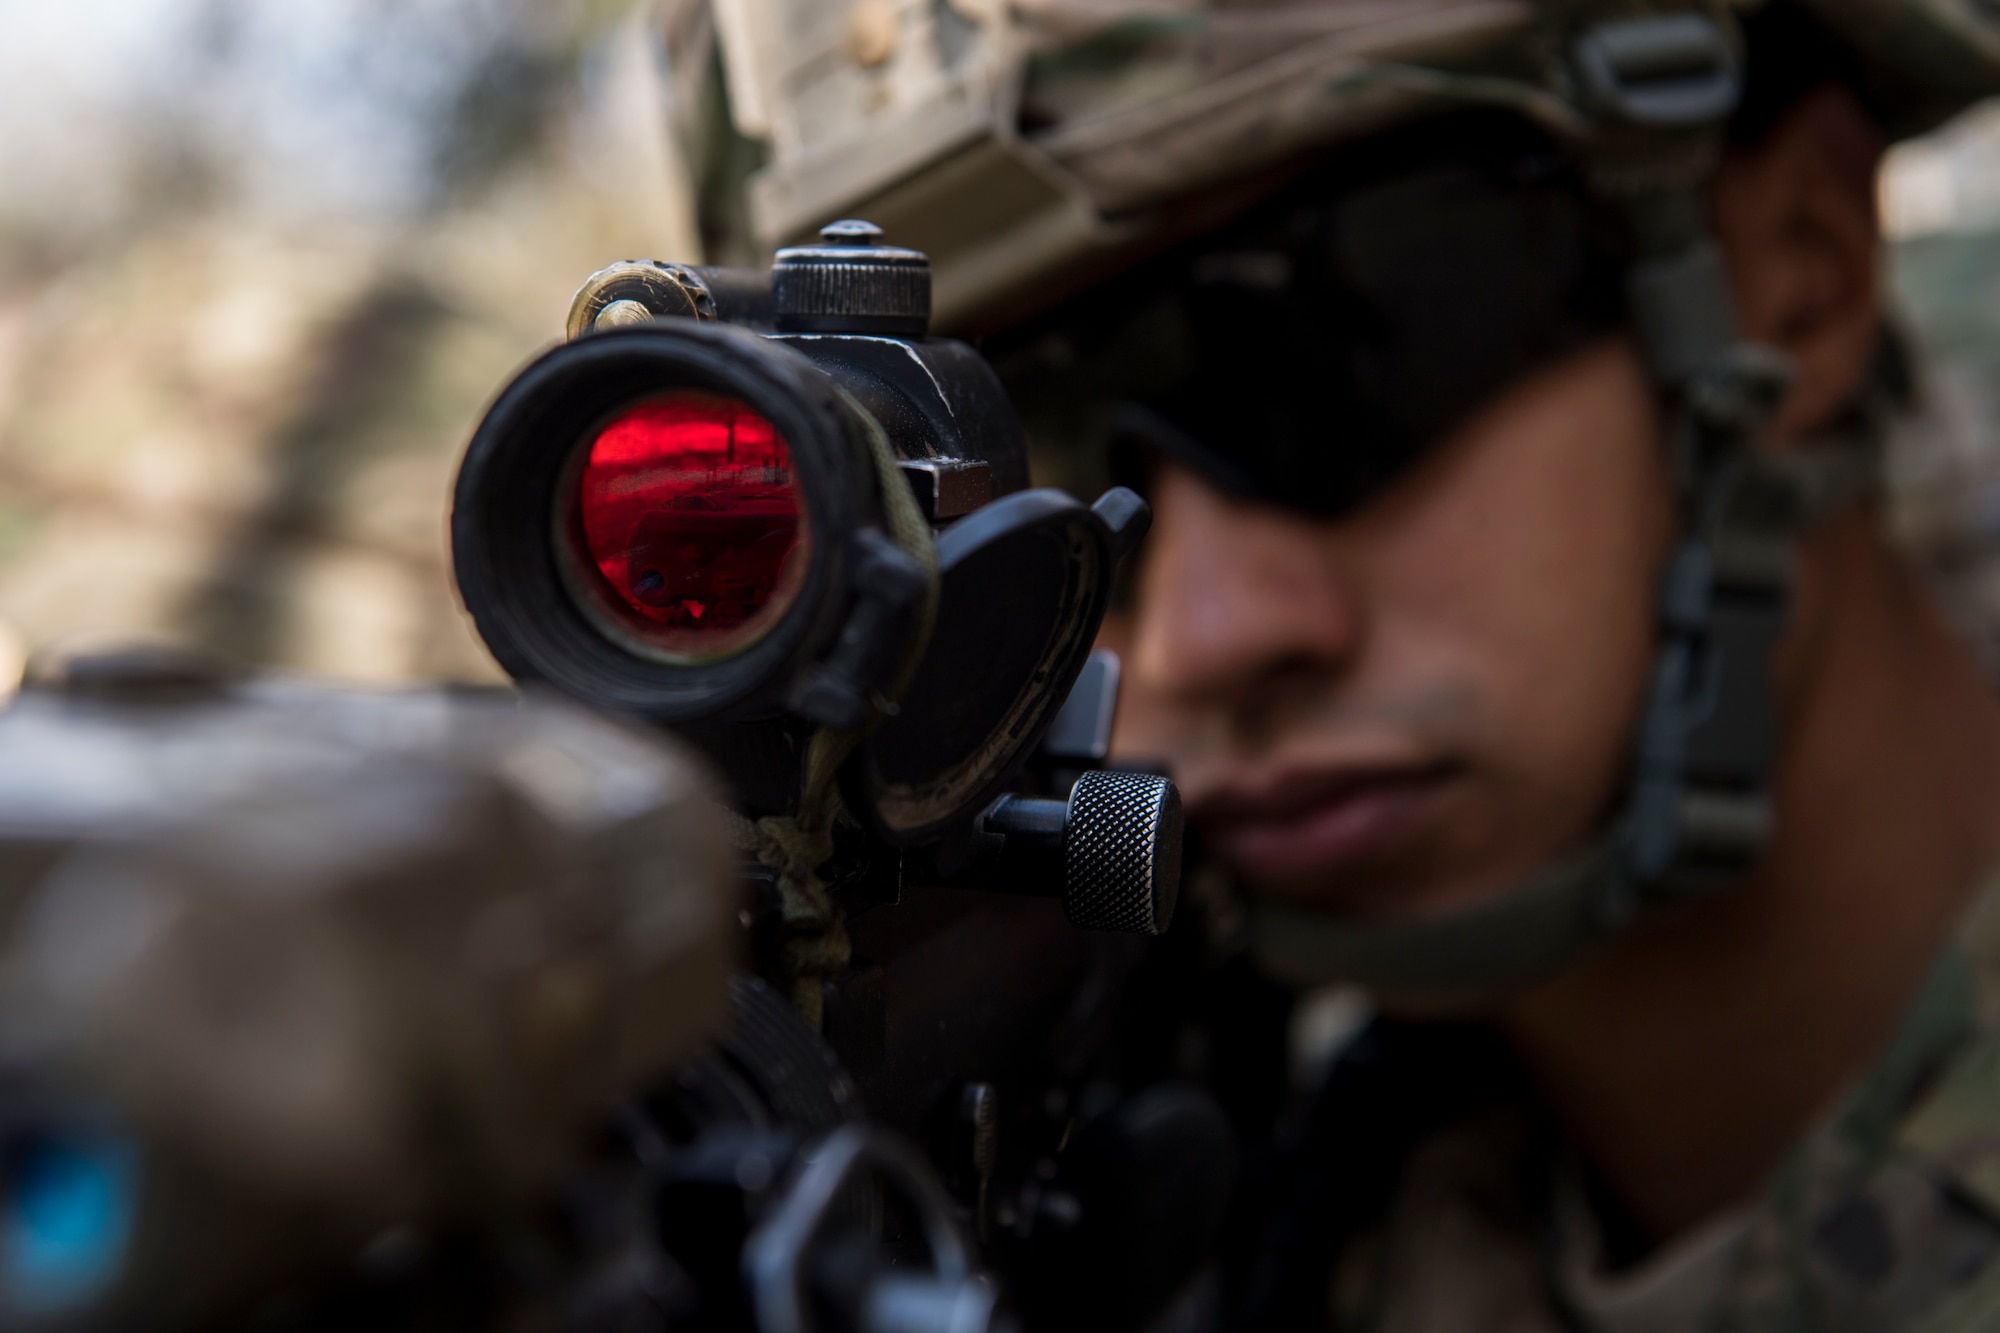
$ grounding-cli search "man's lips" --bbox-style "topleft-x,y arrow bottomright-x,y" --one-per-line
1193,763 -> 1461,886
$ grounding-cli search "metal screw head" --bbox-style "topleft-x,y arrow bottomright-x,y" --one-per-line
821,219 -> 886,246
593,298 -> 654,328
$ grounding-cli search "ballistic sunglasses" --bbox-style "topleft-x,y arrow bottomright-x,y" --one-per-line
990,111 -> 1632,519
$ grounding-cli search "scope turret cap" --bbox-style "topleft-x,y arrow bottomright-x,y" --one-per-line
773,219 -> 932,338
667,0 -> 2000,331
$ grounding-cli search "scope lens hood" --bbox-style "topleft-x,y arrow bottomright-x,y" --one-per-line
845,487 -> 1117,844
452,321 -> 874,722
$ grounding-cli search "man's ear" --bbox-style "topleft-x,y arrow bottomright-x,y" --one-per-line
1711,85 -> 1886,440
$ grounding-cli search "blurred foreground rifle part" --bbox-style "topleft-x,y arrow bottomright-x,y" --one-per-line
0,669 -> 734,1330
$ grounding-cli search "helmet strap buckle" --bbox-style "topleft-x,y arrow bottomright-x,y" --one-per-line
1620,175 -> 1810,898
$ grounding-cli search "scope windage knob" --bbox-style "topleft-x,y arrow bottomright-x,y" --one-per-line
1063,771 -> 1182,935
774,219 -> 931,338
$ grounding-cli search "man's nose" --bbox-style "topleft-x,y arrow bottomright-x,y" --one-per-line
1125,462 -> 1365,708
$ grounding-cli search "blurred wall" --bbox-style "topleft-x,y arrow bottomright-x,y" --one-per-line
1883,103 -> 2000,673
0,0 -> 697,687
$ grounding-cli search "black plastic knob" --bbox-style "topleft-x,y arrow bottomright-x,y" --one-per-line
773,220 -> 931,338
971,771 -> 1183,934
1062,771 -> 1181,934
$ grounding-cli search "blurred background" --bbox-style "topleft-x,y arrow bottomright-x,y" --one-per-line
1,0 -> 1999,691
0,0 -> 694,688
1882,100 -> 2000,671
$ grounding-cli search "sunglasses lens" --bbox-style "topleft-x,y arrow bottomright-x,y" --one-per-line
996,113 -> 1627,519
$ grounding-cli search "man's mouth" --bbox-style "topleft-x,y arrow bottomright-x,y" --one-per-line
1194,762 -> 1462,887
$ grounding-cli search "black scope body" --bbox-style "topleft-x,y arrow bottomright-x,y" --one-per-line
451,221 -> 1166,888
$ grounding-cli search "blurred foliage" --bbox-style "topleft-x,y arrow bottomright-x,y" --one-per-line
0,0 -> 696,683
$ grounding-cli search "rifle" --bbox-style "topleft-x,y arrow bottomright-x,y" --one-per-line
448,220 -> 1233,1333
0,668 -> 733,1330
0,223 -> 1235,1331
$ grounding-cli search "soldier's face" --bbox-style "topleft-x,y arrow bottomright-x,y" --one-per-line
1103,336 -> 1673,920
1098,85 -> 1882,923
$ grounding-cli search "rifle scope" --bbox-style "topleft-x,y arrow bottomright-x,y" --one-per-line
452,223 -> 1161,862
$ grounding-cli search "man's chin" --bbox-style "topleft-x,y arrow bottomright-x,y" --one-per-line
1229,864 -> 1445,921
1223,848 -> 1526,925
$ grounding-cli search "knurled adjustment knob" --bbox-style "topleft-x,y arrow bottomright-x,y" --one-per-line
1062,770 -> 1182,935
773,219 -> 931,338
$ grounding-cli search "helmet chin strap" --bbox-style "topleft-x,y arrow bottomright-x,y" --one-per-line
1240,13 -> 1885,1002
1247,833 -> 1632,1003
1242,245 -> 1879,1000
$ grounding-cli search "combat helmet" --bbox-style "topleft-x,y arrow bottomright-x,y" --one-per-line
661,0 -> 2000,997
664,0 -> 2000,330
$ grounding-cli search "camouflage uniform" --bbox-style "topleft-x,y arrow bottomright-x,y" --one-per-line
1333,877 -> 2000,1333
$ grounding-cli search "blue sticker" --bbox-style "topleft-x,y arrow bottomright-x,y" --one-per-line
3,1130 -> 140,1315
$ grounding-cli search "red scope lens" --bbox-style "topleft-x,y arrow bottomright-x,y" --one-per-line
575,392 -> 809,657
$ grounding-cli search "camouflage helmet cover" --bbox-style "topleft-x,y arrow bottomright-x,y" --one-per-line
663,0 -> 2000,329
